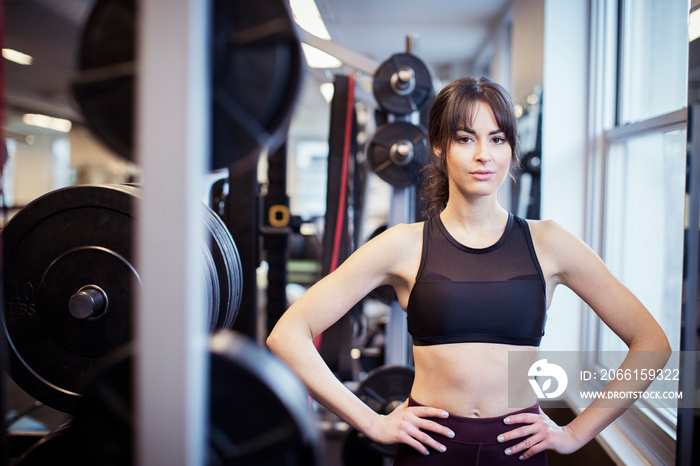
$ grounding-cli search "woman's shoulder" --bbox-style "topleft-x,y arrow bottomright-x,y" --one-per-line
524,217 -> 567,241
369,221 -> 425,248
525,218 -> 595,246
356,221 -> 425,262
349,221 -> 425,278
524,218 -> 580,257
390,220 -> 426,234
524,217 -> 599,273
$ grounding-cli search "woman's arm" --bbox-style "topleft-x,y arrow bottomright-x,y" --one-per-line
267,223 -> 455,455
498,220 -> 671,459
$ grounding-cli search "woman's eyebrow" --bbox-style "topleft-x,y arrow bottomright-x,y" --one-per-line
457,127 -> 475,134
457,127 -> 504,135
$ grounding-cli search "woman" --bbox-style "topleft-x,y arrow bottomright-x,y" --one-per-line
267,77 -> 670,464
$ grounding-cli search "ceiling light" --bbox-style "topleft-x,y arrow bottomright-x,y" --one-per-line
289,0 -> 331,39
301,43 -> 342,69
319,82 -> 335,102
691,8 -> 700,42
22,113 -> 72,133
3,48 -> 33,65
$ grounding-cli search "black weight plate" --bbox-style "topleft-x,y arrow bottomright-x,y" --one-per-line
14,423 -> 73,466
116,184 -> 222,331
205,208 -> 243,330
3,185 -> 138,413
71,330 -> 322,466
367,122 -> 429,187
3,184 -> 243,413
202,237 -> 222,333
73,0 -> 303,171
342,428 -> 384,466
373,53 -> 433,116
112,184 -> 242,331
73,0 -> 135,161
71,352 -> 132,466
208,331 -> 321,465
357,365 -> 414,415
356,365 -> 415,457
211,0 -> 303,170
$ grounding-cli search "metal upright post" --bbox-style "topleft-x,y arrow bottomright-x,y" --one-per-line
406,34 -> 419,56
677,20 -> 700,464
136,0 -> 210,465
677,103 -> 700,466
384,34 -> 424,368
227,163 -> 261,341
385,186 -> 414,367
264,142 -> 291,335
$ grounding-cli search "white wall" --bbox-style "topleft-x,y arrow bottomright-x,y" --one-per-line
69,124 -> 139,185
7,131 -> 54,206
4,114 -> 138,208
539,0 -> 590,352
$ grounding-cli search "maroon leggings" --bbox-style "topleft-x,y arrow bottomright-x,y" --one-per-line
393,397 -> 548,465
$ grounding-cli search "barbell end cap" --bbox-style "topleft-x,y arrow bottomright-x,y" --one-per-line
396,67 -> 414,84
69,286 -> 107,319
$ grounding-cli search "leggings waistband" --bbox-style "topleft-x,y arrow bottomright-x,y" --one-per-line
407,396 -> 540,444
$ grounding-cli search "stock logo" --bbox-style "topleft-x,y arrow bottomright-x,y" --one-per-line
528,359 -> 568,399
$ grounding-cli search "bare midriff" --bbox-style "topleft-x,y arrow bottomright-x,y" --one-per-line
410,342 -> 539,418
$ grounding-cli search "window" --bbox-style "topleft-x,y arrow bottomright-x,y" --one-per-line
618,0 -> 689,124
587,0 -> 689,462
291,140 -> 329,219
601,128 -> 686,354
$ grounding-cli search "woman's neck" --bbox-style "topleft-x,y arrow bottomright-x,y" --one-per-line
440,199 -> 509,248
441,194 -> 508,230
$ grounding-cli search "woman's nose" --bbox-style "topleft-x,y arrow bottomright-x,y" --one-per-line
474,141 -> 491,162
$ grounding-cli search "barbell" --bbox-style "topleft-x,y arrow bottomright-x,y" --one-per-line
372,53 -> 434,116
367,121 -> 430,187
2,184 -> 242,413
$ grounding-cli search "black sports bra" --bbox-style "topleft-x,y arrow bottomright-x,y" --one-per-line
406,213 -> 547,347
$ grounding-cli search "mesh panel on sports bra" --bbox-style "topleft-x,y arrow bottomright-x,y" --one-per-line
406,213 -> 547,347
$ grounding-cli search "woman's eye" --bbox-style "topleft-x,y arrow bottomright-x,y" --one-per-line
458,136 -> 472,143
492,137 -> 506,144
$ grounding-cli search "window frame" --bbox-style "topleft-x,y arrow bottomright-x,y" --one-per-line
580,0 -> 688,464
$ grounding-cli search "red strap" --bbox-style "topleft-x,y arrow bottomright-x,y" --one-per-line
314,75 -> 355,351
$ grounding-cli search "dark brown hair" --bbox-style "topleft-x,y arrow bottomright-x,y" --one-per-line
421,76 -> 520,218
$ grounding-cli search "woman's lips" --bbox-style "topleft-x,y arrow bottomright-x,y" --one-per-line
470,170 -> 494,181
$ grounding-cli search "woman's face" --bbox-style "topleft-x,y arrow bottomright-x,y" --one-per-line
441,101 -> 512,200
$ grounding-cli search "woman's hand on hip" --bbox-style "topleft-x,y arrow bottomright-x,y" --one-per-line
497,410 -> 581,460
366,400 -> 455,456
